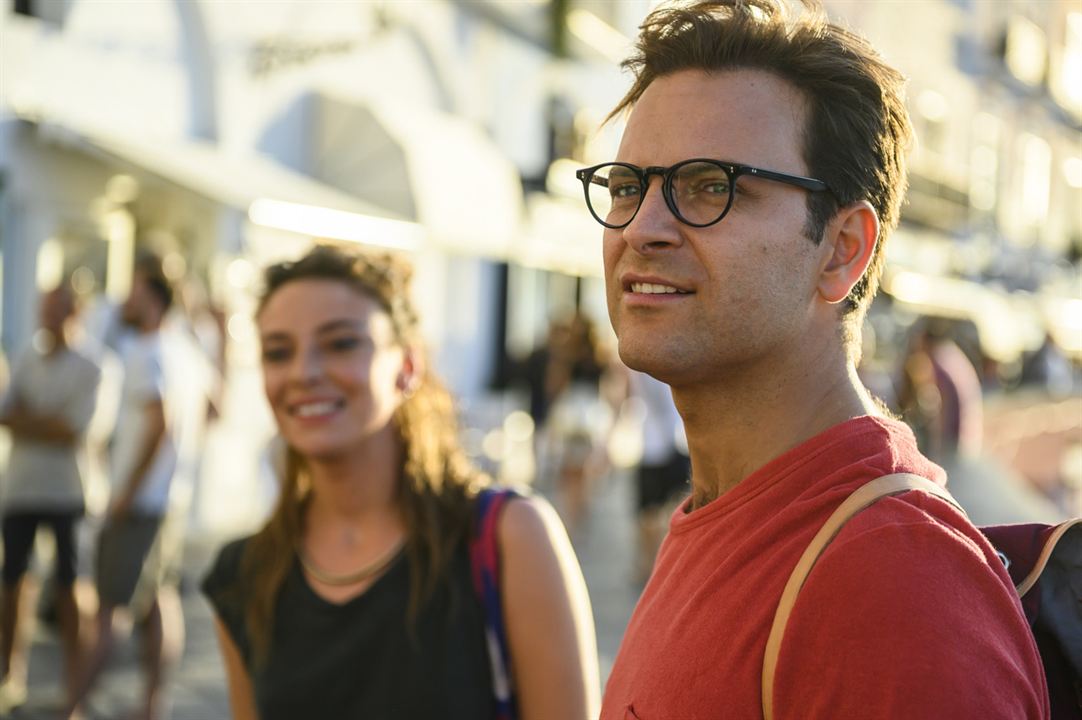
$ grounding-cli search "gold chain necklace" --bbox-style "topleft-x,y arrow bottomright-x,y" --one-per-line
297,539 -> 405,587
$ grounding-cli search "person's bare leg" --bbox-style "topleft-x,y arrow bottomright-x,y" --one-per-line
1,578 -> 25,684
74,579 -> 100,653
55,582 -> 83,707
560,466 -> 588,535
2,576 -> 41,683
64,604 -> 118,720
636,495 -> 682,586
0,575 -> 36,711
635,513 -> 655,584
136,587 -> 184,720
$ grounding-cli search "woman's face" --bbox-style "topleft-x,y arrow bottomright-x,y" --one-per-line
258,279 -> 412,461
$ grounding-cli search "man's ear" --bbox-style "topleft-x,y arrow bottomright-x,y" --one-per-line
817,200 -> 879,304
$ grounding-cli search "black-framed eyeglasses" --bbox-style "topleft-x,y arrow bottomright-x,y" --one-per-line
575,159 -> 833,229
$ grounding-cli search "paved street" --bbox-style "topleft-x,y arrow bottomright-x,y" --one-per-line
2,472 -> 644,719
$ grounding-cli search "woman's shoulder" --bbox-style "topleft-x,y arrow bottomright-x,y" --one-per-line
469,486 -> 552,564
200,534 -> 257,600
471,484 -> 526,508
471,486 -> 530,533
467,486 -> 562,560
493,492 -> 559,548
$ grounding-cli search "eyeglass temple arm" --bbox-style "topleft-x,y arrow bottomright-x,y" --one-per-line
739,166 -> 829,192
576,169 -> 608,186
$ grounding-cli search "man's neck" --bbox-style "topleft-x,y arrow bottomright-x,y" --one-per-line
673,345 -> 878,509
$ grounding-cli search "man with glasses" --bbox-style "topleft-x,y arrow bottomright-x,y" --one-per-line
586,2 -> 1049,718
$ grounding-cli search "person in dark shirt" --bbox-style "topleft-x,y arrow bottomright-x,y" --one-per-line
202,244 -> 598,719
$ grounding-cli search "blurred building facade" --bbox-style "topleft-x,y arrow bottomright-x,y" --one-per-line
821,0 -> 1082,365
1,0 -> 1079,531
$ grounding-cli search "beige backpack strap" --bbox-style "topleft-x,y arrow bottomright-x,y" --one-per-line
1016,518 -> 1082,597
761,473 -> 961,720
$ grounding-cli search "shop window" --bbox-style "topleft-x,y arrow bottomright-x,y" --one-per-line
1019,133 -> 1052,230
969,112 -> 1001,215
1050,13 -> 1082,121
1003,15 -> 1047,87
915,90 -> 950,159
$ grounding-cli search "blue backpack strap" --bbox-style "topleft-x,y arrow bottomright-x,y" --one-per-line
470,487 -> 522,720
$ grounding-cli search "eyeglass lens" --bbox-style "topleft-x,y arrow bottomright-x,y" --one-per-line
585,161 -> 736,228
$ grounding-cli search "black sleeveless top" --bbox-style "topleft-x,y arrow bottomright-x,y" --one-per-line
201,537 -> 495,720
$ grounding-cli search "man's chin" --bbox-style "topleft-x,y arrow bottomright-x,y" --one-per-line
618,343 -> 681,384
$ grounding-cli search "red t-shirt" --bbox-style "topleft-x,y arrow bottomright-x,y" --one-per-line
601,416 -> 1049,720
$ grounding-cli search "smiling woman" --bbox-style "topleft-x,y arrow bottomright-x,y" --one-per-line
258,281 -> 409,462
201,244 -> 599,720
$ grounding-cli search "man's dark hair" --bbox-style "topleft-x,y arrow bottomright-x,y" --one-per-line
610,0 -> 913,348
134,252 -> 174,311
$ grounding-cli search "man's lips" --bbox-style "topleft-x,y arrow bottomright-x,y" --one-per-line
621,274 -> 694,297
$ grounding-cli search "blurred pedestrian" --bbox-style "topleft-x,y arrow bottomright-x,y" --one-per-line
0,283 -> 101,713
545,312 -> 615,533
897,317 -> 983,463
519,317 -> 567,431
627,370 -> 688,585
577,1 -> 1048,717
1021,331 -> 1074,397
66,253 -> 184,720
202,244 -> 599,719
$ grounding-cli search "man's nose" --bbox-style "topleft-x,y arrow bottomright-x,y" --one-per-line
621,179 -> 683,254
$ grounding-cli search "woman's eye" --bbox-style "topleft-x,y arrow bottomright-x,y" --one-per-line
262,347 -> 291,363
327,336 -> 362,352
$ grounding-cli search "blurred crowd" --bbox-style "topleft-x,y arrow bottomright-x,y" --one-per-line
0,253 -> 223,718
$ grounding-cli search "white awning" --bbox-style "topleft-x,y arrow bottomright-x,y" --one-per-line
3,11 -> 525,260
30,115 -> 401,220
25,96 -> 530,260
292,92 -> 525,259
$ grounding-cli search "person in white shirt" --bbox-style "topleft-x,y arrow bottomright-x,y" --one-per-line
0,284 -> 102,713
628,370 -> 689,583
66,254 -> 183,720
